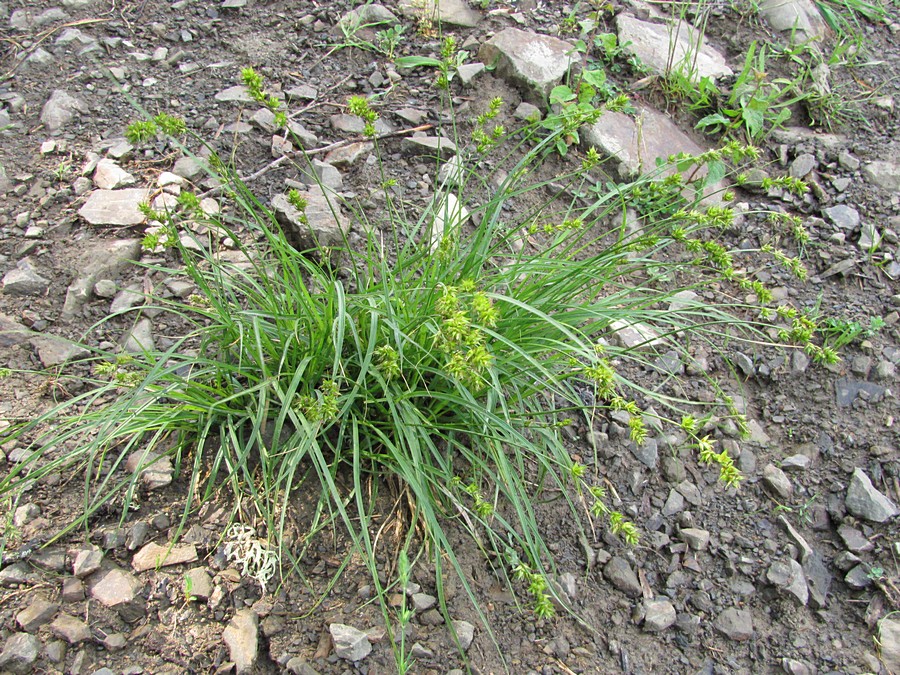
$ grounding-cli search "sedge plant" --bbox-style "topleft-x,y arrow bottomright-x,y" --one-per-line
0,68 -> 839,670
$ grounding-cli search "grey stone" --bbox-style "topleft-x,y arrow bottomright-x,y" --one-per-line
767,559 -> 808,605
714,608 -> 753,641
286,657 -> 321,675
13,504 -> 39,527
643,598 -> 676,631
437,155 -> 465,186
630,437 -> 658,468
835,378 -> 885,406
55,28 -> 100,54
514,101 -> 542,122
329,623 -> 371,661
837,524 -> 873,553
603,556 -> 642,597
823,204 -> 860,230
0,314 -> 35,347
654,350 -> 683,375
759,0 -> 826,40
0,564 -> 29,586
78,189 -> 152,226
184,568 -> 213,600
49,614 -> 91,643
763,463 -> 793,500
340,3 -> 399,29
62,238 -> 141,319
224,609 -> 259,674
844,564 -> 872,589
581,106 -> 706,180
858,221 -> 881,251
879,618 -> 900,675
215,85 -> 254,103
410,642 -> 434,659
90,568 -> 144,621
93,159 -> 135,190
845,468 -> 899,522
72,547 -> 103,577
615,14 -> 732,82
398,0 -> 480,27
411,592 -> 436,611
110,284 -> 145,314
0,633 -> 40,674
94,279 -> 117,298
131,542 -> 198,572
558,572 -> 577,601
41,90 -> 87,133
122,318 -> 155,353
457,62 -> 485,86
285,85 -> 317,101
609,318 -> 661,349
789,153 -> 816,178
172,157 -> 205,180
287,121 -> 318,149
126,522 -> 150,551
478,28 -> 575,104
400,135 -> 458,159
272,188 -> 351,253
802,551 -> 832,608
23,47 -> 54,70
662,489 -> 684,516
676,480 -> 702,506
2,259 -> 49,296
306,159 -> 343,191
123,450 -> 173,490
661,456 -> 687,483
680,528 -> 710,551
324,142 -> 373,169
90,568 -> 140,607
777,515 -> 813,564
780,454 -> 810,471
29,335 -> 90,368
250,108 -> 278,134
782,658 -> 814,675
838,150 -> 860,171
451,620 -> 475,651
330,114 -> 392,136
732,351 -> 754,377
45,639 -> 66,663
862,161 -> 900,192
16,597 -> 59,631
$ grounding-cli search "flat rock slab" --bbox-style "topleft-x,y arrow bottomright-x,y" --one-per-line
330,623 -> 372,661
398,0 -> 480,27
845,468 -> 899,523
132,542 -> 198,572
616,15 -> 732,82
0,314 -> 35,347
478,28 -> 575,104
758,0 -> 826,41
581,106 -> 705,179
863,160 -> 900,192
0,633 -> 41,673
79,189 -> 152,226
41,89 -> 87,133
880,619 -> 900,675
223,609 -> 259,674
714,607 -> 753,641
90,568 -> 141,606
28,335 -> 90,368
272,189 -> 350,252
49,614 -> 91,644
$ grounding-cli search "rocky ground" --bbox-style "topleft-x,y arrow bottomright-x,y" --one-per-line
0,0 -> 900,673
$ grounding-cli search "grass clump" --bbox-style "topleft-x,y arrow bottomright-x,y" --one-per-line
0,70 -> 835,668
